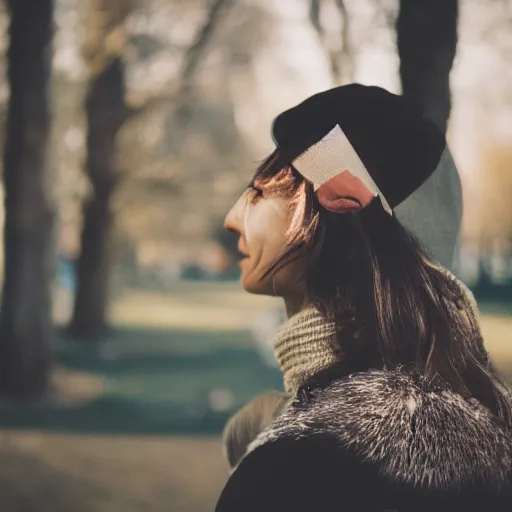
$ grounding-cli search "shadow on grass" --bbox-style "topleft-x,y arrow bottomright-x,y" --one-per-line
57,327 -> 266,375
0,397 -> 232,436
0,326 -> 282,436
1,317 -> 510,437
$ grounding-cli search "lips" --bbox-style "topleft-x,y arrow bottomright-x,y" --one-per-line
237,248 -> 249,267
237,241 -> 249,258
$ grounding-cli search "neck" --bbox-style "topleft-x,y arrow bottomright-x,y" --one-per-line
283,293 -> 309,318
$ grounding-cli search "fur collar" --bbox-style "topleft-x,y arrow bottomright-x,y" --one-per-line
246,369 -> 512,491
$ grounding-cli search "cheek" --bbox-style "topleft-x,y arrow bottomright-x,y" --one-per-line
240,197 -> 308,296
272,255 -> 307,291
244,198 -> 288,252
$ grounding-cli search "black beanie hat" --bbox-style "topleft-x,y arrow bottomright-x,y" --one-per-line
271,84 -> 462,269
272,84 -> 446,209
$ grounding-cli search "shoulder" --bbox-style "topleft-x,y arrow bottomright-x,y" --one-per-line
216,370 -> 512,511
222,390 -> 290,468
215,432 -> 372,512
247,370 -> 512,490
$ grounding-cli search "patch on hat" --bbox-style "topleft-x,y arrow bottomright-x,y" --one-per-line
292,125 -> 392,215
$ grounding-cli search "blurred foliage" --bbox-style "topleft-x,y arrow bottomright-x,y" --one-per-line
0,0 -> 510,279
50,0 -> 275,273
478,141 -> 512,249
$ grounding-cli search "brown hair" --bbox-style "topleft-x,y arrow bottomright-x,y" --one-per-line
252,149 -> 512,427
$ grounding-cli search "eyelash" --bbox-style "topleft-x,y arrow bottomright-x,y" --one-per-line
248,183 -> 263,201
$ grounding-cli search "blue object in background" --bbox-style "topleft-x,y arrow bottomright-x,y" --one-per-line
56,255 -> 76,292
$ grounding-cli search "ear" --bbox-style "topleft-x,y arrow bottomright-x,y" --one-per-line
316,170 -> 376,213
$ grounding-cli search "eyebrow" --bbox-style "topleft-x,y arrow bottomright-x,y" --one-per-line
248,177 -> 264,188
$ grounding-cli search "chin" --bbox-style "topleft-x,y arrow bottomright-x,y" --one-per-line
240,275 -> 276,296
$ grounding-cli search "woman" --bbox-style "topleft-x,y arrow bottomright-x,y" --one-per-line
216,84 -> 512,511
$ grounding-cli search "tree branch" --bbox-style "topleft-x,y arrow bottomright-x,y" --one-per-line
309,0 -> 341,82
125,92 -> 177,120
333,0 -> 354,82
179,0 -> 233,97
125,0 -> 234,121
309,0 -> 355,83
309,0 -> 323,36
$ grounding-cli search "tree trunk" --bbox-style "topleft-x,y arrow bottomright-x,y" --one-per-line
0,0 -> 54,397
68,58 -> 126,340
396,0 -> 458,134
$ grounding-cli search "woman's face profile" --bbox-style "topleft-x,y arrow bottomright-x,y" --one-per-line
224,179 -> 307,297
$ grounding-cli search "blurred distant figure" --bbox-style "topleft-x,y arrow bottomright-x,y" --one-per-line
56,254 -> 77,292
222,390 -> 289,469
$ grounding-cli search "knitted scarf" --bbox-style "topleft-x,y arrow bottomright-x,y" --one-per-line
274,307 -> 343,394
273,267 -> 482,394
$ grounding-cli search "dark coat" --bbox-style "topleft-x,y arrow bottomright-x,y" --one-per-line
215,370 -> 512,512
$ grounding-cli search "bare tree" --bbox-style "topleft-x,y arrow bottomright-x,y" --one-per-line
396,0 -> 462,274
396,0 -> 458,133
68,0 -> 132,339
69,0 -> 233,340
0,0 -> 54,397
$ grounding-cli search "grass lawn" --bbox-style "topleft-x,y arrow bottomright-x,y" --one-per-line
0,282 -> 510,511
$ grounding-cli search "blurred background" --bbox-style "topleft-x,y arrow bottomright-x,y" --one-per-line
0,0 -> 511,510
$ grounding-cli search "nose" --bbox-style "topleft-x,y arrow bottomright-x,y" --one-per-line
224,194 -> 246,235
